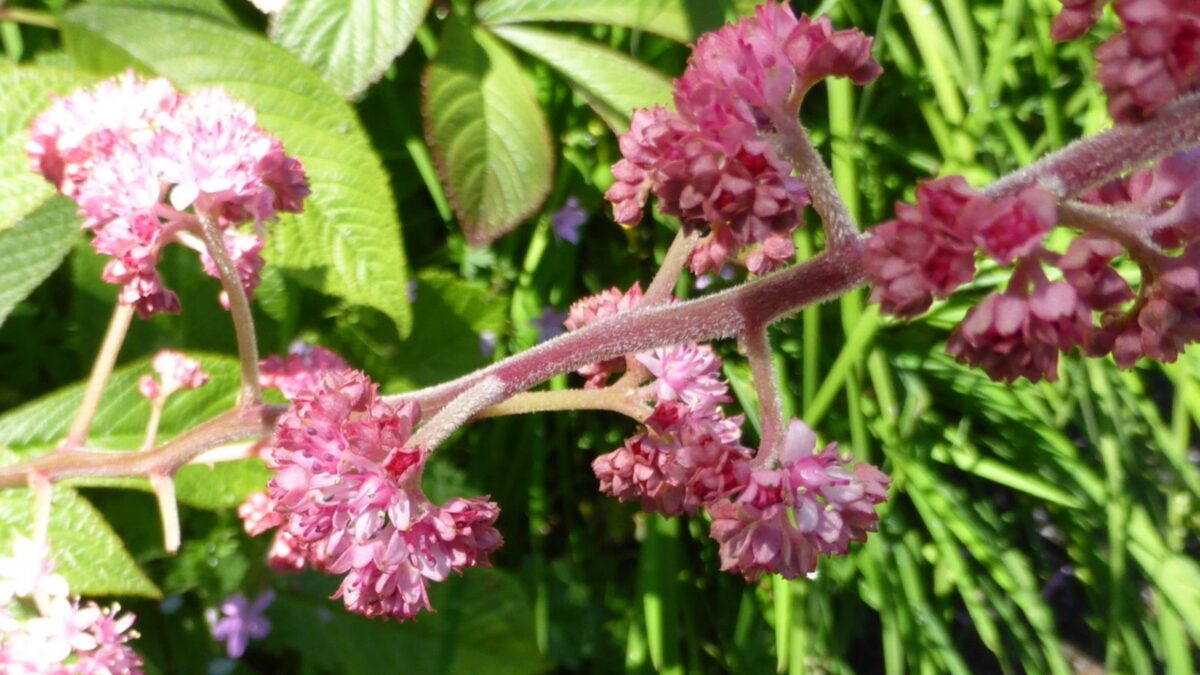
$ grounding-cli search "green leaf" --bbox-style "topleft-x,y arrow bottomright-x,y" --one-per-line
0,196 -> 80,327
476,0 -> 725,43
387,269 -> 507,391
488,24 -> 673,131
0,65 -> 92,233
0,354 -> 268,510
271,0 -> 433,99
423,18 -> 554,245
269,569 -> 550,675
61,4 -> 413,336
0,454 -> 160,598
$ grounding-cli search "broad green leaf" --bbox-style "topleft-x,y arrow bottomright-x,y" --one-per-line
0,196 -> 80,327
85,0 -> 239,23
0,65 -> 91,233
271,0 -> 433,99
476,0 -> 725,43
0,354 -> 268,509
423,19 -> 553,245
0,454 -> 160,598
387,269 -> 507,390
268,569 -> 550,675
61,5 -> 413,336
489,24 -> 673,131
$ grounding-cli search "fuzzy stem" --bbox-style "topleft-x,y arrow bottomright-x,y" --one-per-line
149,473 -> 180,553
617,230 -> 699,387
142,397 -> 166,451
1058,201 -> 1164,268
475,388 -> 651,422
30,473 -> 51,546
408,377 -> 508,451
770,112 -> 859,249
985,93 -> 1200,199
742,326 -> 786,466
198,215 -> 262,406
0,405 -> 285,489
62,304 -> 134,450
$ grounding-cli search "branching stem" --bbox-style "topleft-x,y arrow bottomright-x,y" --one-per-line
197,214 -> 262,406
475,387 -> 651,422
742,326 -> 785,467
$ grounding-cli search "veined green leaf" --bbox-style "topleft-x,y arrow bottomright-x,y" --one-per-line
0,196 -> 80,328
489,24 -> 673,131
0,455 -> 159,598
476,0 -> 725,43
422,19 -> 553,244
271,0 -> 433,99
61,4 -> 413,335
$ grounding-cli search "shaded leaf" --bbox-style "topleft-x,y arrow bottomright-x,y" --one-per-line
61,4 -> 413,335
489,24 -> 673,131
422,18 -> 553,245
0,196 -> 80,328
271,0 -> 433,99
476,0 -> 726,43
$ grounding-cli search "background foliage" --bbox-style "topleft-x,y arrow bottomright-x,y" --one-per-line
1,0 -> 1198,673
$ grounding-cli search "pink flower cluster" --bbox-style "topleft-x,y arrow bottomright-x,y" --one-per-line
259,342 -> 351,400
28,71 -> 309,317
869,148 -> 1200,380
138,350 -> 210,401
708,420 -> 890,580
1051,0 -> 1108,42
1095,0 -> 1200,123
865,177 -> 1058,319
605,3 -> 880,275
262,370 -> 501,620
0,538 -> 142,674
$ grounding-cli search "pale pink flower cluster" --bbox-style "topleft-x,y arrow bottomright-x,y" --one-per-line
263,370 -> 502,620
259,342 -> 352,399
1094,0 -> 1200,123
606,4 -> 880,276
708,421 -> 889,580
138,350 -> 210,400
28,71 -> 308,317
0,538 -> 142,674
564,283 -> 644,387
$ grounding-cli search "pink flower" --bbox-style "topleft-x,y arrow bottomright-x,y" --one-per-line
1052,0 -> 1109,41
1082,148 -> 1200,248
969,187 -> 1058,266
137,350 -> 209,400
72,603 -> 142,675
636,343 -> 729,415
565,284 -> 643,387
267,530 -> 308,573
259,343 -> 351,400
865,176 -> 980,318
1095,0 -> 1200,122
1058,236 -> 1136,311
708,420 -> 889,580
196,229 -> 265,308
1092,244 -> 1200,366
266,369 -> 502,621
238,492 -> 285,537
208,590 -> 274,659
947,283 -> 1091,383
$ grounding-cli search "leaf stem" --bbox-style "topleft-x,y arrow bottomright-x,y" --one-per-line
197,215 -> 262,406
0,6 -> 59,29
149,472 -> 180,553
62,303 -> 134,450
474,387 -> 651,422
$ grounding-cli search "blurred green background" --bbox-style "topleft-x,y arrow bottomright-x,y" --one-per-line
0,0 -> 1197,673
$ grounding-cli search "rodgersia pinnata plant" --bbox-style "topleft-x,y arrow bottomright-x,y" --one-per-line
2,0 -> 1200,668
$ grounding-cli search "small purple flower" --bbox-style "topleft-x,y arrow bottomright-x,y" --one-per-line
208,589 -> 274,658
532,307 -> 568,343
479,330 -> 497,358
552,196 -> 587,245
407,280 -> 418,303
